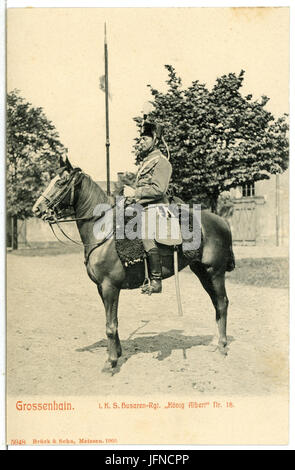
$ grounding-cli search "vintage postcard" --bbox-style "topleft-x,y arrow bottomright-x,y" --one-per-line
4,2 -> 291,447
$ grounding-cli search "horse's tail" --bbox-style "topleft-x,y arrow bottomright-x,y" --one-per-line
226,244 -> 235,272
224,219 -> 235,272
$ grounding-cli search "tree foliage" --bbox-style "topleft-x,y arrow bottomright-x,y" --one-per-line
133,66 -> 289,211
7,90 -> 67,219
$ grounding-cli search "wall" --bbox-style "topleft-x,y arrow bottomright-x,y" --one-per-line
229,170 -> 289,246
26,217 -> 80,244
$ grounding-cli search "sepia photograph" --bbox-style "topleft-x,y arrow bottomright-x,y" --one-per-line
4,1 -> 292,447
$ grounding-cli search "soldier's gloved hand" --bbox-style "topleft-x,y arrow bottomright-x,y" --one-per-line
125,196 -> 136,206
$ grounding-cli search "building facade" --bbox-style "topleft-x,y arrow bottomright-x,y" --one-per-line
228,170 -> 289,246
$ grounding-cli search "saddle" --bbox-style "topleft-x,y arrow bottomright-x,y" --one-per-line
114,202 -> 202,268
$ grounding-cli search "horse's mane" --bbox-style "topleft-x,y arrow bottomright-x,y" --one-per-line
75,171 -> 110,217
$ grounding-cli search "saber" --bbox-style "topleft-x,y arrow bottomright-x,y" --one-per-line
174,247 -> 183,317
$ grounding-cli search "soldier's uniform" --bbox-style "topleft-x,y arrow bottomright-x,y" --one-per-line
135,148 -> 172,206
132,121 -> 172,294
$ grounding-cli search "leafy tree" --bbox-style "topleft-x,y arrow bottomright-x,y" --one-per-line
7,90 -> 67,248
133,66 -> 289,212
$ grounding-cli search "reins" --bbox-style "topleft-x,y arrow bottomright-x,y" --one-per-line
48,207 -> 116,248
49,219 -> 114,248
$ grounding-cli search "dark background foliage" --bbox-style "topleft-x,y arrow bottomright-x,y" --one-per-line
7,90 -> 67,219
132,66 -> 289,212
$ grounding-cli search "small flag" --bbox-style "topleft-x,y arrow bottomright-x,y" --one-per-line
99,75 -> 112,99
99,75 -> 106,92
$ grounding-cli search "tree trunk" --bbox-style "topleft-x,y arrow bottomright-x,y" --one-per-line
210,194 -> 218,214
12,215 -> 18,250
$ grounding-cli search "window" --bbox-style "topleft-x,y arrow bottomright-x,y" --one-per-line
242,182 -> 255,198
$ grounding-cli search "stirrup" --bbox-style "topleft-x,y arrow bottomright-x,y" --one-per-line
141,279 -> 162,295
141,277 -> 151,295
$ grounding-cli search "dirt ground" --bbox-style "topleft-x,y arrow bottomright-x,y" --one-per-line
7,247 -> 289,397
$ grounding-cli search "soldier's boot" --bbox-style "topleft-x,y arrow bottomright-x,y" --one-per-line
141,248 -> 162,294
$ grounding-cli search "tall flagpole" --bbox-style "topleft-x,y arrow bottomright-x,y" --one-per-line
104,23 -> 110,195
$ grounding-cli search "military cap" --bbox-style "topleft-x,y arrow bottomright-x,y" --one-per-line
141,120 -> 164,140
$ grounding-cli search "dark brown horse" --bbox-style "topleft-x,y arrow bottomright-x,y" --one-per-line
33,158 -> 235,371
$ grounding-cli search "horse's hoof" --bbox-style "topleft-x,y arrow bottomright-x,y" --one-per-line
218,344 -> 228,356
102,363 -> 113,374
101,359 -> 117,374
110,359 -> 118,368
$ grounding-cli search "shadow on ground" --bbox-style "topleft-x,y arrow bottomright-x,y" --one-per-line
76,329 -> 234,374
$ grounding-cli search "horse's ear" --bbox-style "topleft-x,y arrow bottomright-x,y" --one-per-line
65,156 -> 73,171
59,155 -> 73,171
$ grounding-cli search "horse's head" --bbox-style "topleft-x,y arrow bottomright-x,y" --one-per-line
32,156 -> 82,221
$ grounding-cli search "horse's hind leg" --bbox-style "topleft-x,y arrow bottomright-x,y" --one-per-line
190,263 -> 229,353
211,274 -> 229,351
97,282 -> 121,368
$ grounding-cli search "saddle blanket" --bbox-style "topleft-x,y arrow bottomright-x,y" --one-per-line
114,203 -> 202,267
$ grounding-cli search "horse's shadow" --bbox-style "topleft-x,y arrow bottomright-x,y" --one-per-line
76,329 -> 229,374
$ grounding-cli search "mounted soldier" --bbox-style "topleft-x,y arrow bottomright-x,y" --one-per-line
124,119 -> 172,294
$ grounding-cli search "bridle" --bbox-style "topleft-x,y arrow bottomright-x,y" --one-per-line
40,169 -> 80,220
40,169 -> 115,248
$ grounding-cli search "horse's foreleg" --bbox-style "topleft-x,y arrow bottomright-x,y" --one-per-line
97,282 -> 121,368
190,263 -> 229,353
